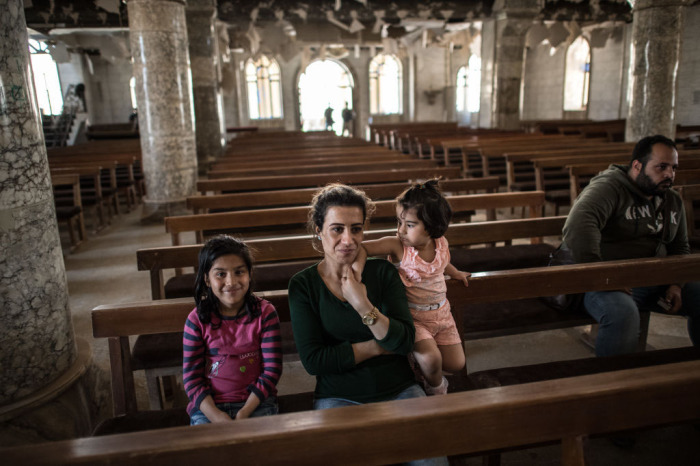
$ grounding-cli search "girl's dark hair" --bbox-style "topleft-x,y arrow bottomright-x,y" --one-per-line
307,183 -> 376,252
396,179 -> 452,238
194,235 -> 260,326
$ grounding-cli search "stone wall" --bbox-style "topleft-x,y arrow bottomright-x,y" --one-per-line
677,4 -> 700,126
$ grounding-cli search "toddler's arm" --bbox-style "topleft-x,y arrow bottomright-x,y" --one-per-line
445,262 -> 470,287
351,236 -> 402,279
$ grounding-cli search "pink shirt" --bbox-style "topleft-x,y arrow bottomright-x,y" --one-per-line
398,236 -> 449,306
183,299 -> 282,415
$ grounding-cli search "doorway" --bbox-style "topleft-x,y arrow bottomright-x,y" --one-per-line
298,59 -> 354,135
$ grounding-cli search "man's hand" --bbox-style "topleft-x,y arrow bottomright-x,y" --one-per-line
665,284 -> 682,314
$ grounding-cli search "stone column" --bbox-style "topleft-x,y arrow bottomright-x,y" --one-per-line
491,0 -> 542,130
127,0 -> 198,221
625,0 -> 690,141
0,1 -> 94,443
0,0 -> 76,404
187,0 -> 225,170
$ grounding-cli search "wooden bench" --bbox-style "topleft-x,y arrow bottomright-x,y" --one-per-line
165,191 -> 546,245
51,174 -> 86,251
677,184 -> 700,249
207,159 -> 439,179
97,254 -> 700,417
197,166 -> 463,194
567,159 -> 700,201
50,165 -> 108,232
187,177 -> 500,214
4,359 -> 700,465
209,152 -> 410,171
140,215 -> 562,300
135,215 -> 556,409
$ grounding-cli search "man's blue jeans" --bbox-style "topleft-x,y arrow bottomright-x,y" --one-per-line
584,282 -> 700,357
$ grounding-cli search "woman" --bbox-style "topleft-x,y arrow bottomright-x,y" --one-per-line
288,184 -> 449,465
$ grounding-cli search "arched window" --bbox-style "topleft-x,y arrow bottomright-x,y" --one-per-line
563,37 -> 591,111
456,55 -> 482,113
245,55 -> 283,119
28,39 -> 63,115
369,53 -> 402,115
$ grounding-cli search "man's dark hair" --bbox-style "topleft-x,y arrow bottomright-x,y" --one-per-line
630,135 -> 676,168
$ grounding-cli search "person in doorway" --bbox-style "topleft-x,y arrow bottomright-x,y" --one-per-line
324,104 -> 334,131
561,135 -> 700,357
341,101 -> 355,137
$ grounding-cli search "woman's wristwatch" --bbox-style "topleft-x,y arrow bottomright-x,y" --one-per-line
362,306 -> 380,326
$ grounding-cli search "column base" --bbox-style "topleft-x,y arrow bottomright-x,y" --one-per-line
0,338 -> 108,446
140,199 -> 189,224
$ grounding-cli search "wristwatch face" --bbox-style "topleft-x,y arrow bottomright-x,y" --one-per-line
362,309 -> 377,326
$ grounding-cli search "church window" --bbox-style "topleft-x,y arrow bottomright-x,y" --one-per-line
245,55 -> 283,119
563,37 -> 591,111
456,55 -> 481,113
28,39 -> 63,116
369,53 -> 402,115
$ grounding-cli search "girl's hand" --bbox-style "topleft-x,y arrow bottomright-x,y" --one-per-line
209,409 -> 234,423
235,406 -> 254,420
452,270 -> 471,287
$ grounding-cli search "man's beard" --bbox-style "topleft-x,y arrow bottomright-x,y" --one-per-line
635,170 -> 672,196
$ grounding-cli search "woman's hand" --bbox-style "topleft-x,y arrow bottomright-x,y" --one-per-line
341,264 -> 371,313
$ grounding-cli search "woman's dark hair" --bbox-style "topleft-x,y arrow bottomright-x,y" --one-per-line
194,235 -> 260,326
307,183 -> 376,252
396,179 -> 452,238
630,135 -> 676,169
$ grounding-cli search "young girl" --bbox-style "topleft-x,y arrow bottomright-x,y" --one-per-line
354,179 -> 469,395
183,235 -> 282,424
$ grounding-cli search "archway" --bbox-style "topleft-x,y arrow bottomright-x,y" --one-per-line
298,59 -> 354,135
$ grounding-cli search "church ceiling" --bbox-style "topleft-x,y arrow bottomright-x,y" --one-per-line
24,0 -> 637,34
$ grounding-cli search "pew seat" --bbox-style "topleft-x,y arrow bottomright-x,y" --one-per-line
93,346 -> 700,444
91,392 -> 315,436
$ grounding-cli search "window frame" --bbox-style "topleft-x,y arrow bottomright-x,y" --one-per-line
245,55 -> 283,120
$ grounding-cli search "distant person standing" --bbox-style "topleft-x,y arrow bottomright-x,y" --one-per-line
324,104 -> 334,131
341,102 -> 355,137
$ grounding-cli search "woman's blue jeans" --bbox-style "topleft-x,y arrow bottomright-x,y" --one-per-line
314,384 -> 449,466
583,282 -> 700,357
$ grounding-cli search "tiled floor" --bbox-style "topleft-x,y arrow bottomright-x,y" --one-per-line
61,206 -> 699,464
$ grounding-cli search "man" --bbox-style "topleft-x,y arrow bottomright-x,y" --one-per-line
562,134 -> 699,357
324,104 -> 334,131
341,102 -> 354,137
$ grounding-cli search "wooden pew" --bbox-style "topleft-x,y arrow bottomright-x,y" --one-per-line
209,152 -> 410,171
197,166 -> 463,194
50,165 -> 108,232
97,254 -> 700,416
140,215 -> 564,300
134,215 -> 560,409
4,359 -> 700,465
51,174 -> 86,251
187,177 -> 500,214
567,159 -> 700,202
677,184 -> 700,249
207,159 -> 438,179
165,191 -> 546,245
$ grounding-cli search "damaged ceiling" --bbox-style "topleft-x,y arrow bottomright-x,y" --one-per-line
24,1 -> 637,34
